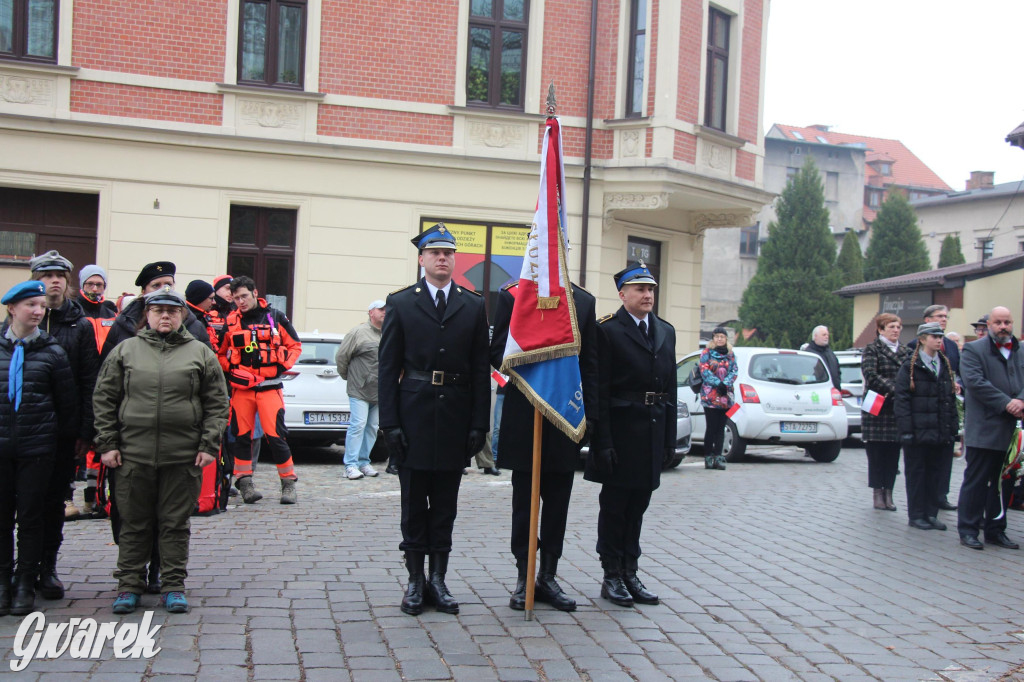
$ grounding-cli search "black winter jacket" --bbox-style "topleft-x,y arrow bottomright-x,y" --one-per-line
100,296 -> 212,362
893,351 -> 959,445
78,295 -> 118,319
0,332 -> 78,459
35,298 -> 99,441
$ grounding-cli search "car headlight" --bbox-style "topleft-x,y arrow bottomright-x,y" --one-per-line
676,400 -> 689,418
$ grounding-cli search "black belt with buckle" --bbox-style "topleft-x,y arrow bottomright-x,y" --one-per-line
616,391 -> 671,405
404,369 -> 470,386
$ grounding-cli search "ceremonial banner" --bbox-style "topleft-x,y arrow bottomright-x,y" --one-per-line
500,117 -> 585,442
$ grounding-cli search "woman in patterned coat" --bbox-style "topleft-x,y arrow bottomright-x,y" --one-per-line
861,313 -> 910,511
699,327 -> 738,470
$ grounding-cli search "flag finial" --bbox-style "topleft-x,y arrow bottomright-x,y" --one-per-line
546,82 -> 557,116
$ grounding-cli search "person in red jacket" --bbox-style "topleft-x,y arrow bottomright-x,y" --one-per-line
218,276 -> 302,504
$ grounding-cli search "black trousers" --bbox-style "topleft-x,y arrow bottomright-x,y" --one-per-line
0,455 -> 55,575
510,470 -> 573,566
398,469 -> 462,554
957,446 -> 1009,537
865,441 -> 901,489
903,443 -> 950,521
704,408 -> 727,458
936,445 -> 954,501
596,485 -> 652,561
42,436 -> 77,555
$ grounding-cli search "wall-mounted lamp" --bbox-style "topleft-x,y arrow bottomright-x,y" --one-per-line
153,199 -> 160,209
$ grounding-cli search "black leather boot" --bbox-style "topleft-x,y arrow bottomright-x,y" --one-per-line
599,556 -> 633,607
535,553 -> 576,612
424,552 -> 459,614
622,556 -> 659,605
400,551 -> 426,616
36,550 -> 64,600
11,568 -> 36,616
509,563 -> 527,610
0,561 -> 10,616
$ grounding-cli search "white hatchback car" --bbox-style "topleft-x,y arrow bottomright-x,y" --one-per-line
676,347 -> 848,462
280,332 -> 350,447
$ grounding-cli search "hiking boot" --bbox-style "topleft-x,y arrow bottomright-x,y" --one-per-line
424,553 -> 459,614
236,476 -> 263,504
162,591 -> 189,613
64,500 -> 81,519
280,478 -> 297,504
401,551 -> 426,616
112,592 -> 140,614
535,553 -> 576,612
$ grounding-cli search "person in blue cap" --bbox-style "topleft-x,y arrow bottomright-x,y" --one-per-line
0,281 -> 77,616
585,261 -> 676,607
378,222 -> 490,616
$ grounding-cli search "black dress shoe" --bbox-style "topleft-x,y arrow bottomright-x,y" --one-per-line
481,467 -> 500,476
959,534 -> 984,550
925,516 -> 947,531
385,463 -> 398,475
908,518 -> 933,530
937,498 -> 957,511
985,531 -> 1020,549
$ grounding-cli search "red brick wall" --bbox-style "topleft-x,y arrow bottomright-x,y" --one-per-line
674,130 -> 696,164
70,81 -> 222,125
319,3 -> 458,102
72,0 -> 225,81
540,0 -> 592,118
317,105 -> 452,145
737,0 -> 763,143
735,149 -> 755,181
677,0 -> 703,123
556,126 -> 612,159
645,0 -> 658,125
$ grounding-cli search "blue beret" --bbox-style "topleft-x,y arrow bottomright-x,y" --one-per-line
613,261 -> 658,290
2,281 -> 46,305
412,223 -> 457,251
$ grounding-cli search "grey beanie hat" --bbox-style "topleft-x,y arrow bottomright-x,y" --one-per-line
79,264 -> 108,288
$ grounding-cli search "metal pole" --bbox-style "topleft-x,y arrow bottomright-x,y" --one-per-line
579,0 -> 598,287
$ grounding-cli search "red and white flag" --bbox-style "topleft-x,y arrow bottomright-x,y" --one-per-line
861,390 -> 885,416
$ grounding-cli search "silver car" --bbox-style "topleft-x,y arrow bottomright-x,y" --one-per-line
834,350 -> 864,439
280,332 -> 350,447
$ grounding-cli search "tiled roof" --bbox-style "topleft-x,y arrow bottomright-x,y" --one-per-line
771,124 -> 952,192
1009,120 -> 1024,148
910,180 -> 1024,209
836,252 -> 1024,297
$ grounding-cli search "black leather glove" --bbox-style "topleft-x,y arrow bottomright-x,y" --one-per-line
591,447 -> 617,474
663,448 -> 675,467
383,428 -> 409,467
465,429 -> 486,464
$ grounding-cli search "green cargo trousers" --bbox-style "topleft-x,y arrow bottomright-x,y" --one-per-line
113,459 -> 202,594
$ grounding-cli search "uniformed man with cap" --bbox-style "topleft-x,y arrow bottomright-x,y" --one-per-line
489,278 -> 598,612
378,222 -> 490,616
585,261 -> 676,607
100,261 -> 213,361
25,249 -> 99,601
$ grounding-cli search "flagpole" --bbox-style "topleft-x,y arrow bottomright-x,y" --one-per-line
524,407 -> 543,620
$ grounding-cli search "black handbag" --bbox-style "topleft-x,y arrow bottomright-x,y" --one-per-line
687,365 -> 703,392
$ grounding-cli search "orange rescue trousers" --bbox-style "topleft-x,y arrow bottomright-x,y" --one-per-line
230,388 -> 296,480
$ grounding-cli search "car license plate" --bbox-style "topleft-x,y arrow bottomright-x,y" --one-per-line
304,412 -> 349,425
781,422 -> 817,433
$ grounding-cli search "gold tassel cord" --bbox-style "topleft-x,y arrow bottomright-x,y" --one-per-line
537,296 -> 559,309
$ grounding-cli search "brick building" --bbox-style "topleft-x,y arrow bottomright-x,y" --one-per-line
0,0 -> 771,343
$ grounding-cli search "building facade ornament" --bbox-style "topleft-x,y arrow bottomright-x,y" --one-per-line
692,211 -> 755,230
239,100 -> 301,129
604,192 -> 669,213
467,121 -> 524,148
0,75 -> 53,105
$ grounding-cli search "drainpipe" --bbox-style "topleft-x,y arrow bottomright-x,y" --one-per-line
579,0 -> 598,287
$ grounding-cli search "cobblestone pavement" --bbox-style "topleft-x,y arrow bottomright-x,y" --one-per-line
3,444 -> 1024,681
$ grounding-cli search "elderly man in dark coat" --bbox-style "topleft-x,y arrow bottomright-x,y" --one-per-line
957,306 -> 1024,550
585,262 -> 676,607
489,280 -> 598,612
378,223 -> 490,616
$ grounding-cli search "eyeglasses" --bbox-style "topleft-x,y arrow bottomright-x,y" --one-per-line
148,305 -> 183,316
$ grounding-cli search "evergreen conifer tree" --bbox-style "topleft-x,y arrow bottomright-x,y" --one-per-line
739,157 -> 846,347
938,234 -> 966,268
864,191 -> 930,281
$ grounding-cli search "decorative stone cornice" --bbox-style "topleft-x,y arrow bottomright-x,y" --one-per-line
604,192 -> 669,213
692,211 -> 756,230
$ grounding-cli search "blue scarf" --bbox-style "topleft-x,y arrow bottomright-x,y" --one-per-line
8,340 -> 23,412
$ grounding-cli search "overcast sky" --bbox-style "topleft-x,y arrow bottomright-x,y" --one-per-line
762,0 -> 1024,191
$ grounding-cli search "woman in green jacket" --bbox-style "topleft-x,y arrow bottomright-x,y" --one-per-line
94,288 -> 228,614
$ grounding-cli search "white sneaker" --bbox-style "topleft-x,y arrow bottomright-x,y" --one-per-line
346,466 -> 364,480
359,465 -> 379,478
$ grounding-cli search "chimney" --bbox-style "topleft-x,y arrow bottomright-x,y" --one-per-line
966,171 -> 995,190
811,124 -> 830,132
